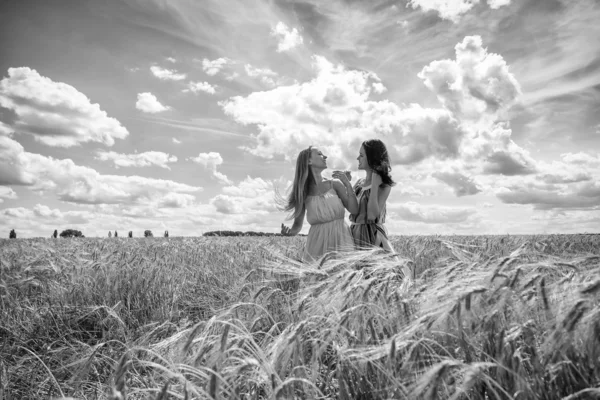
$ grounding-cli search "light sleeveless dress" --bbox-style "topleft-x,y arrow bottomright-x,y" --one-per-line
302,181 -> 355,263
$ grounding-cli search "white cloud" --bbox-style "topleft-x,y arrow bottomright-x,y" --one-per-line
432,169 -> 481,196
244,64 -> 278,86
496,184 -> 600,210
201,58 -> 232,76
407,0 -> 480,22
270,22 -> 303,52
0,67 -> 129,147
487,0 -> 511,9
221,55 -> 466,167
493,152 -> 600,210
372,82 -> 387,94
95,151 -> 178,169
418,35 -> 521,123
1,205 -> 92,233
0,186 -> 17,203
211,176 -> 280,215
408,0 -> 510,22
0,135 -> 201,206
0,121 -> 13,136
396,185 -> 424,197
150,65 -> 186,81
188,152 -> 231,184
33,204 -> 63,219
560,152 -> 600,167
136,92 -> 170,113
166,57 -> 177,63
156,192 -> 196,208
418,36 -> 536,176
184,81 -> 216,95
390,201 -> 478,224
172,138 -> 181,144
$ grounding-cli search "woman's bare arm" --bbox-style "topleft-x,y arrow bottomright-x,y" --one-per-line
281,207 -> 306,236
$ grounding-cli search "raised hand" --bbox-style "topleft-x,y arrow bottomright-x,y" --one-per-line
281,223 -> 293,236
332,170 -> 352,187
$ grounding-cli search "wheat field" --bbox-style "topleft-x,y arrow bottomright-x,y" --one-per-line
1,234 -> 599,399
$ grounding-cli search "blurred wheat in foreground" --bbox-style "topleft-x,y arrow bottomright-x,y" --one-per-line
1,235 -> 599,399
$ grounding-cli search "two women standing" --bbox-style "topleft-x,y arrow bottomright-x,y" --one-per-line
280,139 -> 395,262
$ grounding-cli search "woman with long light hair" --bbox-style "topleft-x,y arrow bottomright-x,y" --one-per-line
280,146 -> 358,262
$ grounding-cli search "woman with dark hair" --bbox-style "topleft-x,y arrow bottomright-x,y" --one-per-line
349,139 -> 396,252
280,146 -> 358,262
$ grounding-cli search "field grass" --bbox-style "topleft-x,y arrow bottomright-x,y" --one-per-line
1,234 -> 599,399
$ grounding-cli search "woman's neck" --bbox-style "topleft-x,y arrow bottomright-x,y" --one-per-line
364,169 -> 373,184
311,167 -> 324,184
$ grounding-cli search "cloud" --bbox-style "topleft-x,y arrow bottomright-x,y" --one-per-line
95,151 -> 178,169
211,176 -> 280,215
1,204 -> 91,227
172,138 -> 181,144
407,0 -> 479,22
0,121 -> 13,136
418,35 -> 521,123
390,201 -> 477,224
156,192 -> 196,208
487,0 -> 511,9
432,170 -> 481,196
166,57 -> 177,63
494,151 -> 600,210
201,57 -> 232,76
496,184 -> 600,210
150,65 -> 186,81
270,21 -> 303,52
419,36 -> 536,176
482,147 -> 537,176
220,55 -> 466,167
0,67 -> 129,147
184,81 -> 216,95
408,0 -> 511,22
560,152 -> 600,167
396,185 -> 424,197
136,92 -> 170,113
0,135 -> 201,205
244,64 -> 278,87
0,186 -> 17,203
188,152 -> 231,184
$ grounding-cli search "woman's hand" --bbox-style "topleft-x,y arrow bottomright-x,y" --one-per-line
332,170 -> 352,188
281,223 -> 293,236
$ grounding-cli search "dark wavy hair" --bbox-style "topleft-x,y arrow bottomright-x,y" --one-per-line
363,139 -> 395,187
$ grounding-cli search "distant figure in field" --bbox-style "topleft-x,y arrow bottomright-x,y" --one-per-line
280,146 -> 358,263
114,231 -> 118,238
9,229 -> 16,239
128,231 -> 133,238
52,229 -> 58,238
108,231 -> 112,238
164,230 -> 169,237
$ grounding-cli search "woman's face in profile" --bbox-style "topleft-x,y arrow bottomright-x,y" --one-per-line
357,145 -> 367,170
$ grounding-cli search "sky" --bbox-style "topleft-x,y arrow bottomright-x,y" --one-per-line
0,0 -> 599,238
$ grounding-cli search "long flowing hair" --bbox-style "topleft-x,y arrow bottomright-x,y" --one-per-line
278,146 -> 316,220
363,139 -> 396,187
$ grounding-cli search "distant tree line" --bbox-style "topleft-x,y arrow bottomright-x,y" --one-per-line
203,230 -> 306,237
7,228 -> 308,239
